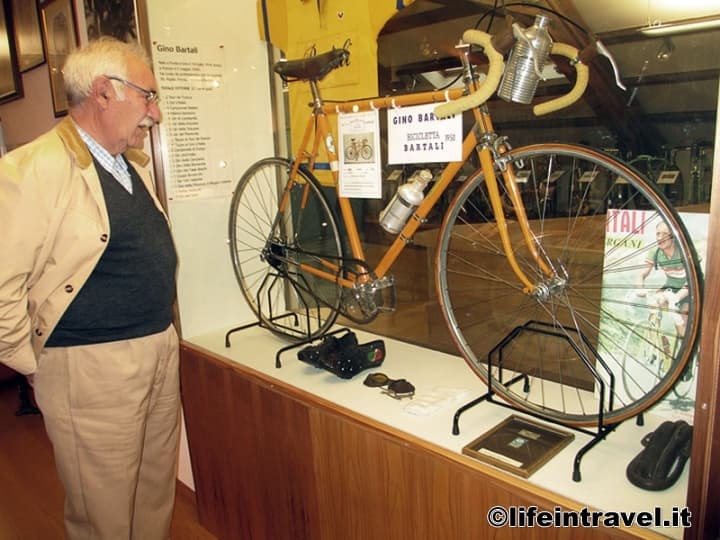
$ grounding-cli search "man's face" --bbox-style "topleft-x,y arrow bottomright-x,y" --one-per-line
657,224 -> 673,249
105,56 -> 161,153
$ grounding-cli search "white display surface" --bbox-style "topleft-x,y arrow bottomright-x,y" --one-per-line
190,324 -> 689,539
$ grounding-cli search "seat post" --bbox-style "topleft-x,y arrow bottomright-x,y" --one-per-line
309,79 -> 324,113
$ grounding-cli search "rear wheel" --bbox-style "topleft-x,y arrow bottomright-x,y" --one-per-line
436,144 -> 702,426
229,157 -> 343,340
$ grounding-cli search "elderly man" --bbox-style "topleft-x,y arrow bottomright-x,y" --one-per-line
0,37 -> 179,539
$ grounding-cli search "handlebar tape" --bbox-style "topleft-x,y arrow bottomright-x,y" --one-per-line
433,30 -> 505,119
533,42 -> 588,116
434,33 -> 589,119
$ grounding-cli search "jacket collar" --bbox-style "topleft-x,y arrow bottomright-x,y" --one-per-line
55,116 -> 151,169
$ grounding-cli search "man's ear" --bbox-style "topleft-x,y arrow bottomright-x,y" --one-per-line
91,77 -> 113,108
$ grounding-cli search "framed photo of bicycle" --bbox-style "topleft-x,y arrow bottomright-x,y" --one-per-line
40,0 -> 78,116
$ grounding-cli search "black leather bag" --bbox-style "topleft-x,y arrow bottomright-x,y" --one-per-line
297,330 -> 385,379
626,420 -> 693,491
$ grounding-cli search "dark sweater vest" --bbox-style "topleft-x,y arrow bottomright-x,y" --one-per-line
46,159 -> 177,346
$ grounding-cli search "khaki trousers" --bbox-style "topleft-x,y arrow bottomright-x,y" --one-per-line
33,325 -> 180,540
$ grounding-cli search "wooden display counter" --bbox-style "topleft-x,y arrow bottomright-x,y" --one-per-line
180,326 -> 689,539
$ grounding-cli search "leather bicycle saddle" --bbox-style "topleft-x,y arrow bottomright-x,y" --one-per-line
274,47 -> 349,82
626,420 -> 693,491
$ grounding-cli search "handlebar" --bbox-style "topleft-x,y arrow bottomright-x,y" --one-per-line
434,31 -> 505,119
434,29 -> 590,119
534,42 -> 589,116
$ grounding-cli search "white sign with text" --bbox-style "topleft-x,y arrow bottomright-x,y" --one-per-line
387,103 -> 462,164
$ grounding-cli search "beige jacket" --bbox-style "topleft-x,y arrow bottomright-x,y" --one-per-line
0,117 -> 167,375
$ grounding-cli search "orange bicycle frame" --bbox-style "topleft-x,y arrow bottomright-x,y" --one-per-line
281,83 -> 553,294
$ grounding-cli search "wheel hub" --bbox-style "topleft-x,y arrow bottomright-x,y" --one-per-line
263,240 -> 286,271
532,275 -> 567,301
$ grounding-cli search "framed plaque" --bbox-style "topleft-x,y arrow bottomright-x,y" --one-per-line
462,415 -> 575,478
40,0 -> 78,116
0,0 -> 22,104
11,0 -> 46,72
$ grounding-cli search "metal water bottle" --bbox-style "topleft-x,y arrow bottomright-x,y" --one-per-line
379,169 -> 433,234
498,15 -> 553,104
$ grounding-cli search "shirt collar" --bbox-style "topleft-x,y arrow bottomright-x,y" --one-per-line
76,127 -> 118,168
76,126 -> 133,193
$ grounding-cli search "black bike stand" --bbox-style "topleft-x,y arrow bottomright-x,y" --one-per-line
225,270 -> 343,368
226,315 -> 351,369
224,311 -> 300,349
452,320 -> 628,482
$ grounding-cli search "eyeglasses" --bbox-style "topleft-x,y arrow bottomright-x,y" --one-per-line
363,372 -> 415,399
104,75 -> 159,104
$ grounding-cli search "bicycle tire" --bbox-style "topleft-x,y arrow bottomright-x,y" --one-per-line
229,157 -> 343,340
671,359 -> 695,400
360,145 -> 373,161
436,143 -> 702,426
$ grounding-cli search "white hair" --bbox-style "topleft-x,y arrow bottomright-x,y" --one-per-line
62,37 -> 151,105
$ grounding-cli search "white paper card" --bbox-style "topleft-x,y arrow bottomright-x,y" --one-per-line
387,103 -> 462,164
338,110 -> 382,198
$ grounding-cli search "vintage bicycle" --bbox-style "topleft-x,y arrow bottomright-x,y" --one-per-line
343,136 -> 373,162
227,14 -> 702,428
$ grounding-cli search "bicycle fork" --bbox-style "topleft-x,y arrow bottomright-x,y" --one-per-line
478,143 -> 557,296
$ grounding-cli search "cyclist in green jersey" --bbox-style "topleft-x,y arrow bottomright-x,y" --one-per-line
636,221 -> 689,337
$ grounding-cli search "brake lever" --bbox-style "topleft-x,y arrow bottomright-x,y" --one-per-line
595,40 -> 627,91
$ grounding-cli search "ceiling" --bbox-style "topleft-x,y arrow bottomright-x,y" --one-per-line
377,0 -> 720,156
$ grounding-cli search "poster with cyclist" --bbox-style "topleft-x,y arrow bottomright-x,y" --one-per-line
599,209 -> 707,423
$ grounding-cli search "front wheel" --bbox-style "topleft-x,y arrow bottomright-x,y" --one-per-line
360,145 -> 373,161
228,157 -> 343,340
435,144 -> 702,426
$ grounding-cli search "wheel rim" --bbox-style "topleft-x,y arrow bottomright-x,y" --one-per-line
437,144 -> 702,426
229,158 -> 343,340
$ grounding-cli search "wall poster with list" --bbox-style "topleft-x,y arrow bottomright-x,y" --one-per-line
152,41 -> 231,200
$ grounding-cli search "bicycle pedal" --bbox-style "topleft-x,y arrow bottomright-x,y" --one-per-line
372,276 -> 395,290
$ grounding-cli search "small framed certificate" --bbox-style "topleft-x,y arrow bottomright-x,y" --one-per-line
462,415 -> 575,478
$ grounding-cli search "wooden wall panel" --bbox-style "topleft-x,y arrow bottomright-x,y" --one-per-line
180,344 -> 320,539
687,163 -> 720,539
309,411 -> 642,540
180,342 -> 665,539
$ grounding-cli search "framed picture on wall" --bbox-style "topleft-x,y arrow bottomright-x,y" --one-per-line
0,0 -> 23,105
41,0 -> 78,116
11,0 -> 46,72
83,0 -> 137,42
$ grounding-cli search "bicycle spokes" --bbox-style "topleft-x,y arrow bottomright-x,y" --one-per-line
437,144 -> 701,426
